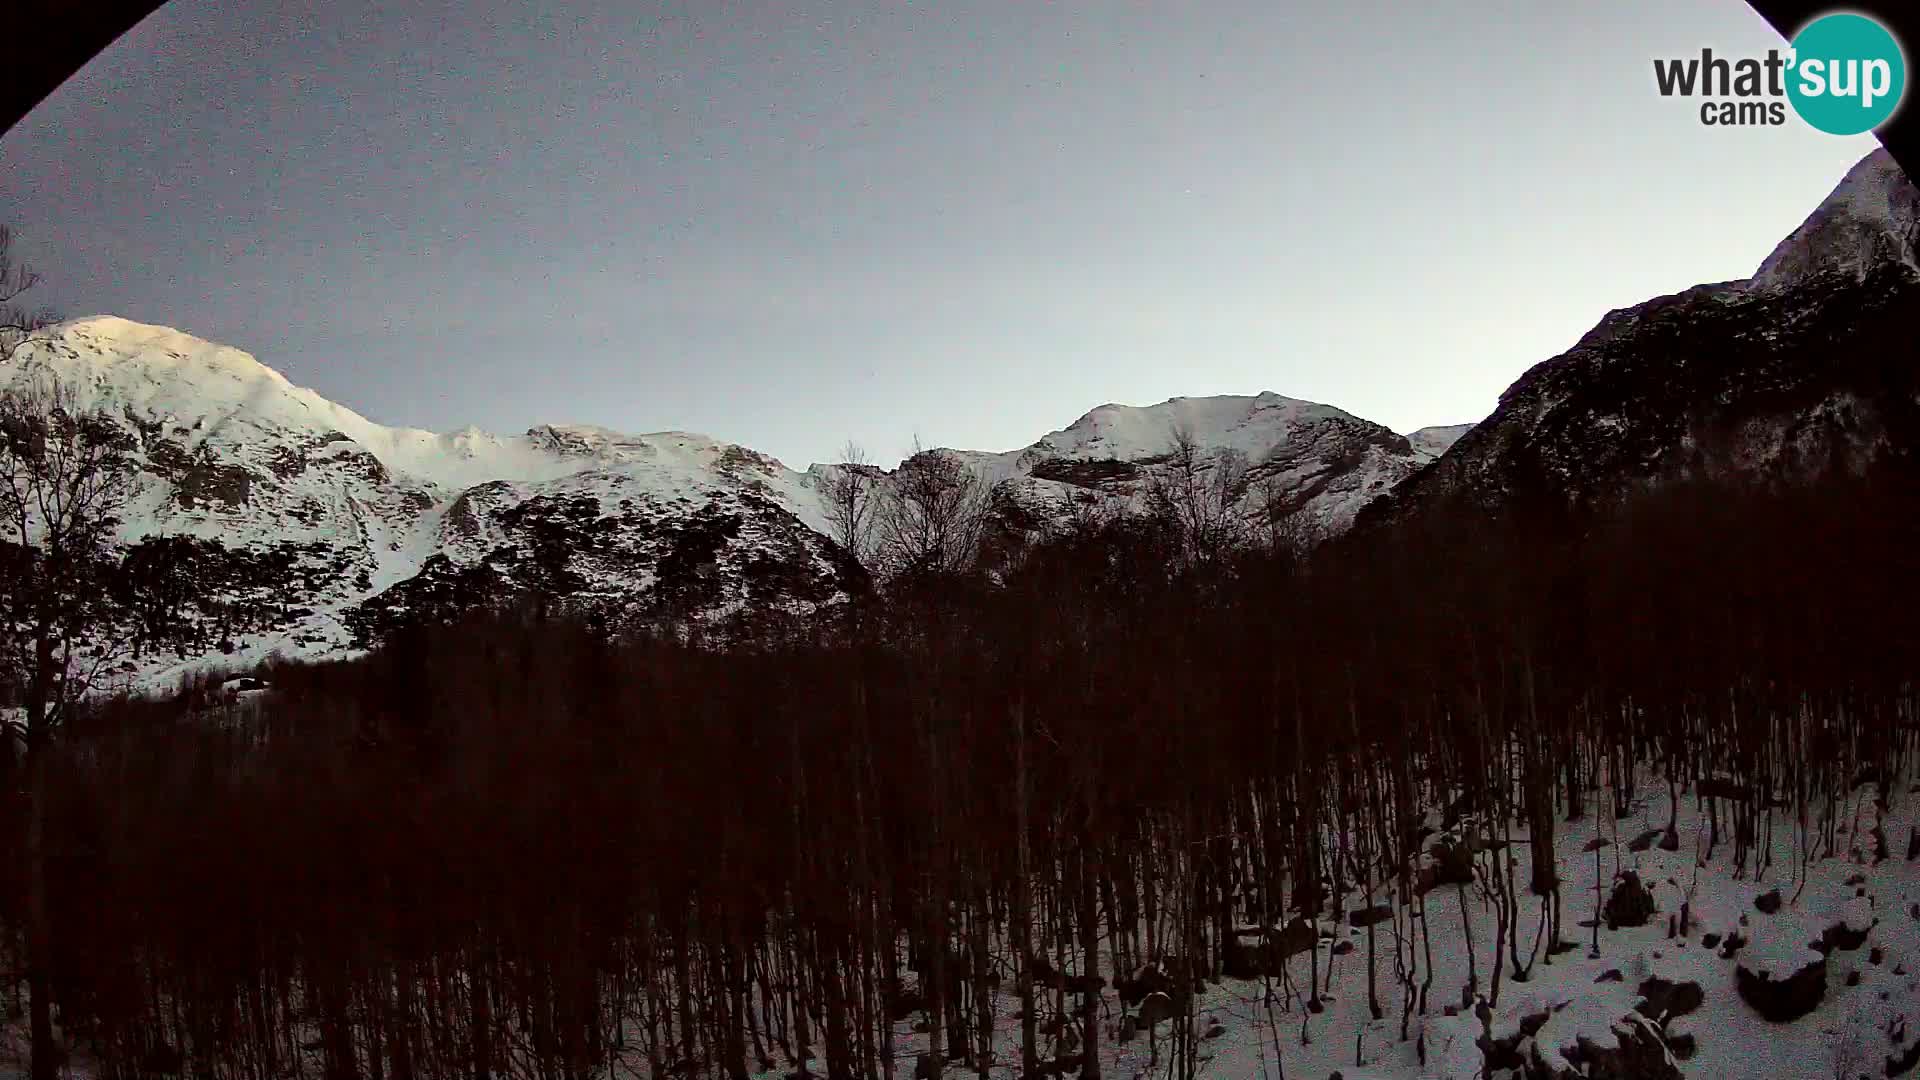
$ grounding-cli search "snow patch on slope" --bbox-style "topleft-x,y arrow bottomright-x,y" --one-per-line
1407,422 -> 1474,460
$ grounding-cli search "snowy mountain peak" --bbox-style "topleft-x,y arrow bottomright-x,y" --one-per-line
1039,392 -> 1362,462
51,316 -> 293,386
19,316 -> 298,404
1406,423 -> 1474,461
1752,147 -> 1919,289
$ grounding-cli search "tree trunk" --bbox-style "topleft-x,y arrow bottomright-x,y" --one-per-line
1014,704 -> 1038,1080
26,741 -> 57,1080
1076,815 -> 1101,1080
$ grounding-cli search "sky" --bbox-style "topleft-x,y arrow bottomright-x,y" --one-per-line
0,0 -> 1885,469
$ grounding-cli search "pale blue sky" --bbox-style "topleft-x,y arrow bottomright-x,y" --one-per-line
0,0 -> 1881,467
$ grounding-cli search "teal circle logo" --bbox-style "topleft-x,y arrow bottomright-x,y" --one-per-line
1787,13 -> 1906,135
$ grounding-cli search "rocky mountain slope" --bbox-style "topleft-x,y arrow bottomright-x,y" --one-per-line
1364,147 -> 1920,528
0,318 -> 1447,688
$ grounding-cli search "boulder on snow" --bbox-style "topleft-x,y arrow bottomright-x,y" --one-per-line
1735,953 -> 1827,1022
1821,921 -> 1870,953
1634,978 -> 1703,1021
1420,1012 -> 1489,1078
1416,839 -> 1476,895
1222,919 -> 1318,978
1032,1054 -> 1082,1077
1135,991 -> 1178,1029
1221,932 -> 1272,979
1754,889 -> 1783,915
1604,872 -> 1657,929
1483,1008 -> 1551,1073
1530,1010 -> 1682,1080
1348,904 -> 1392,928
1117,957 -> 1202,1008
1819,898 -> 1874,952
1697,776 -> 1750,801
888,986 -> 925,1020
1887,1019 -> 1920,1078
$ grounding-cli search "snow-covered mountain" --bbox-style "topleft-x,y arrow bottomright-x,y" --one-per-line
1,317 -> 861,685
1365,147 -> 1920,528
0,317 -> 1446,686
1407,423 -> 1475,460
17,144 -> 1908,687
935,392 -> 1442,539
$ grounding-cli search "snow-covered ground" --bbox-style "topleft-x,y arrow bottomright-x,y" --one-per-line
787,771 -> 1920,1080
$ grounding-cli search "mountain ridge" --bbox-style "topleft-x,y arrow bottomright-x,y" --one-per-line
2,316 -> 1451,687
1362,147 -> 1920,531
6,146 -> 1913,688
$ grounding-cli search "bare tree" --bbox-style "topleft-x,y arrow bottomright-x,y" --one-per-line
1250,476 -> 1324,563
0,227 -> 59,364
874,440 -> 988,579
1144,424 -> 1249,565
822,440 -> 879,565
0,377 -> 136,1080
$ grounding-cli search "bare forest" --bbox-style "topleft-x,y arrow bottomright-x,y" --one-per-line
3,400 -> 1918,1080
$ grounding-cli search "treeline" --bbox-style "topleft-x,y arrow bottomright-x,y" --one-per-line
4,458 -> 1920,1080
